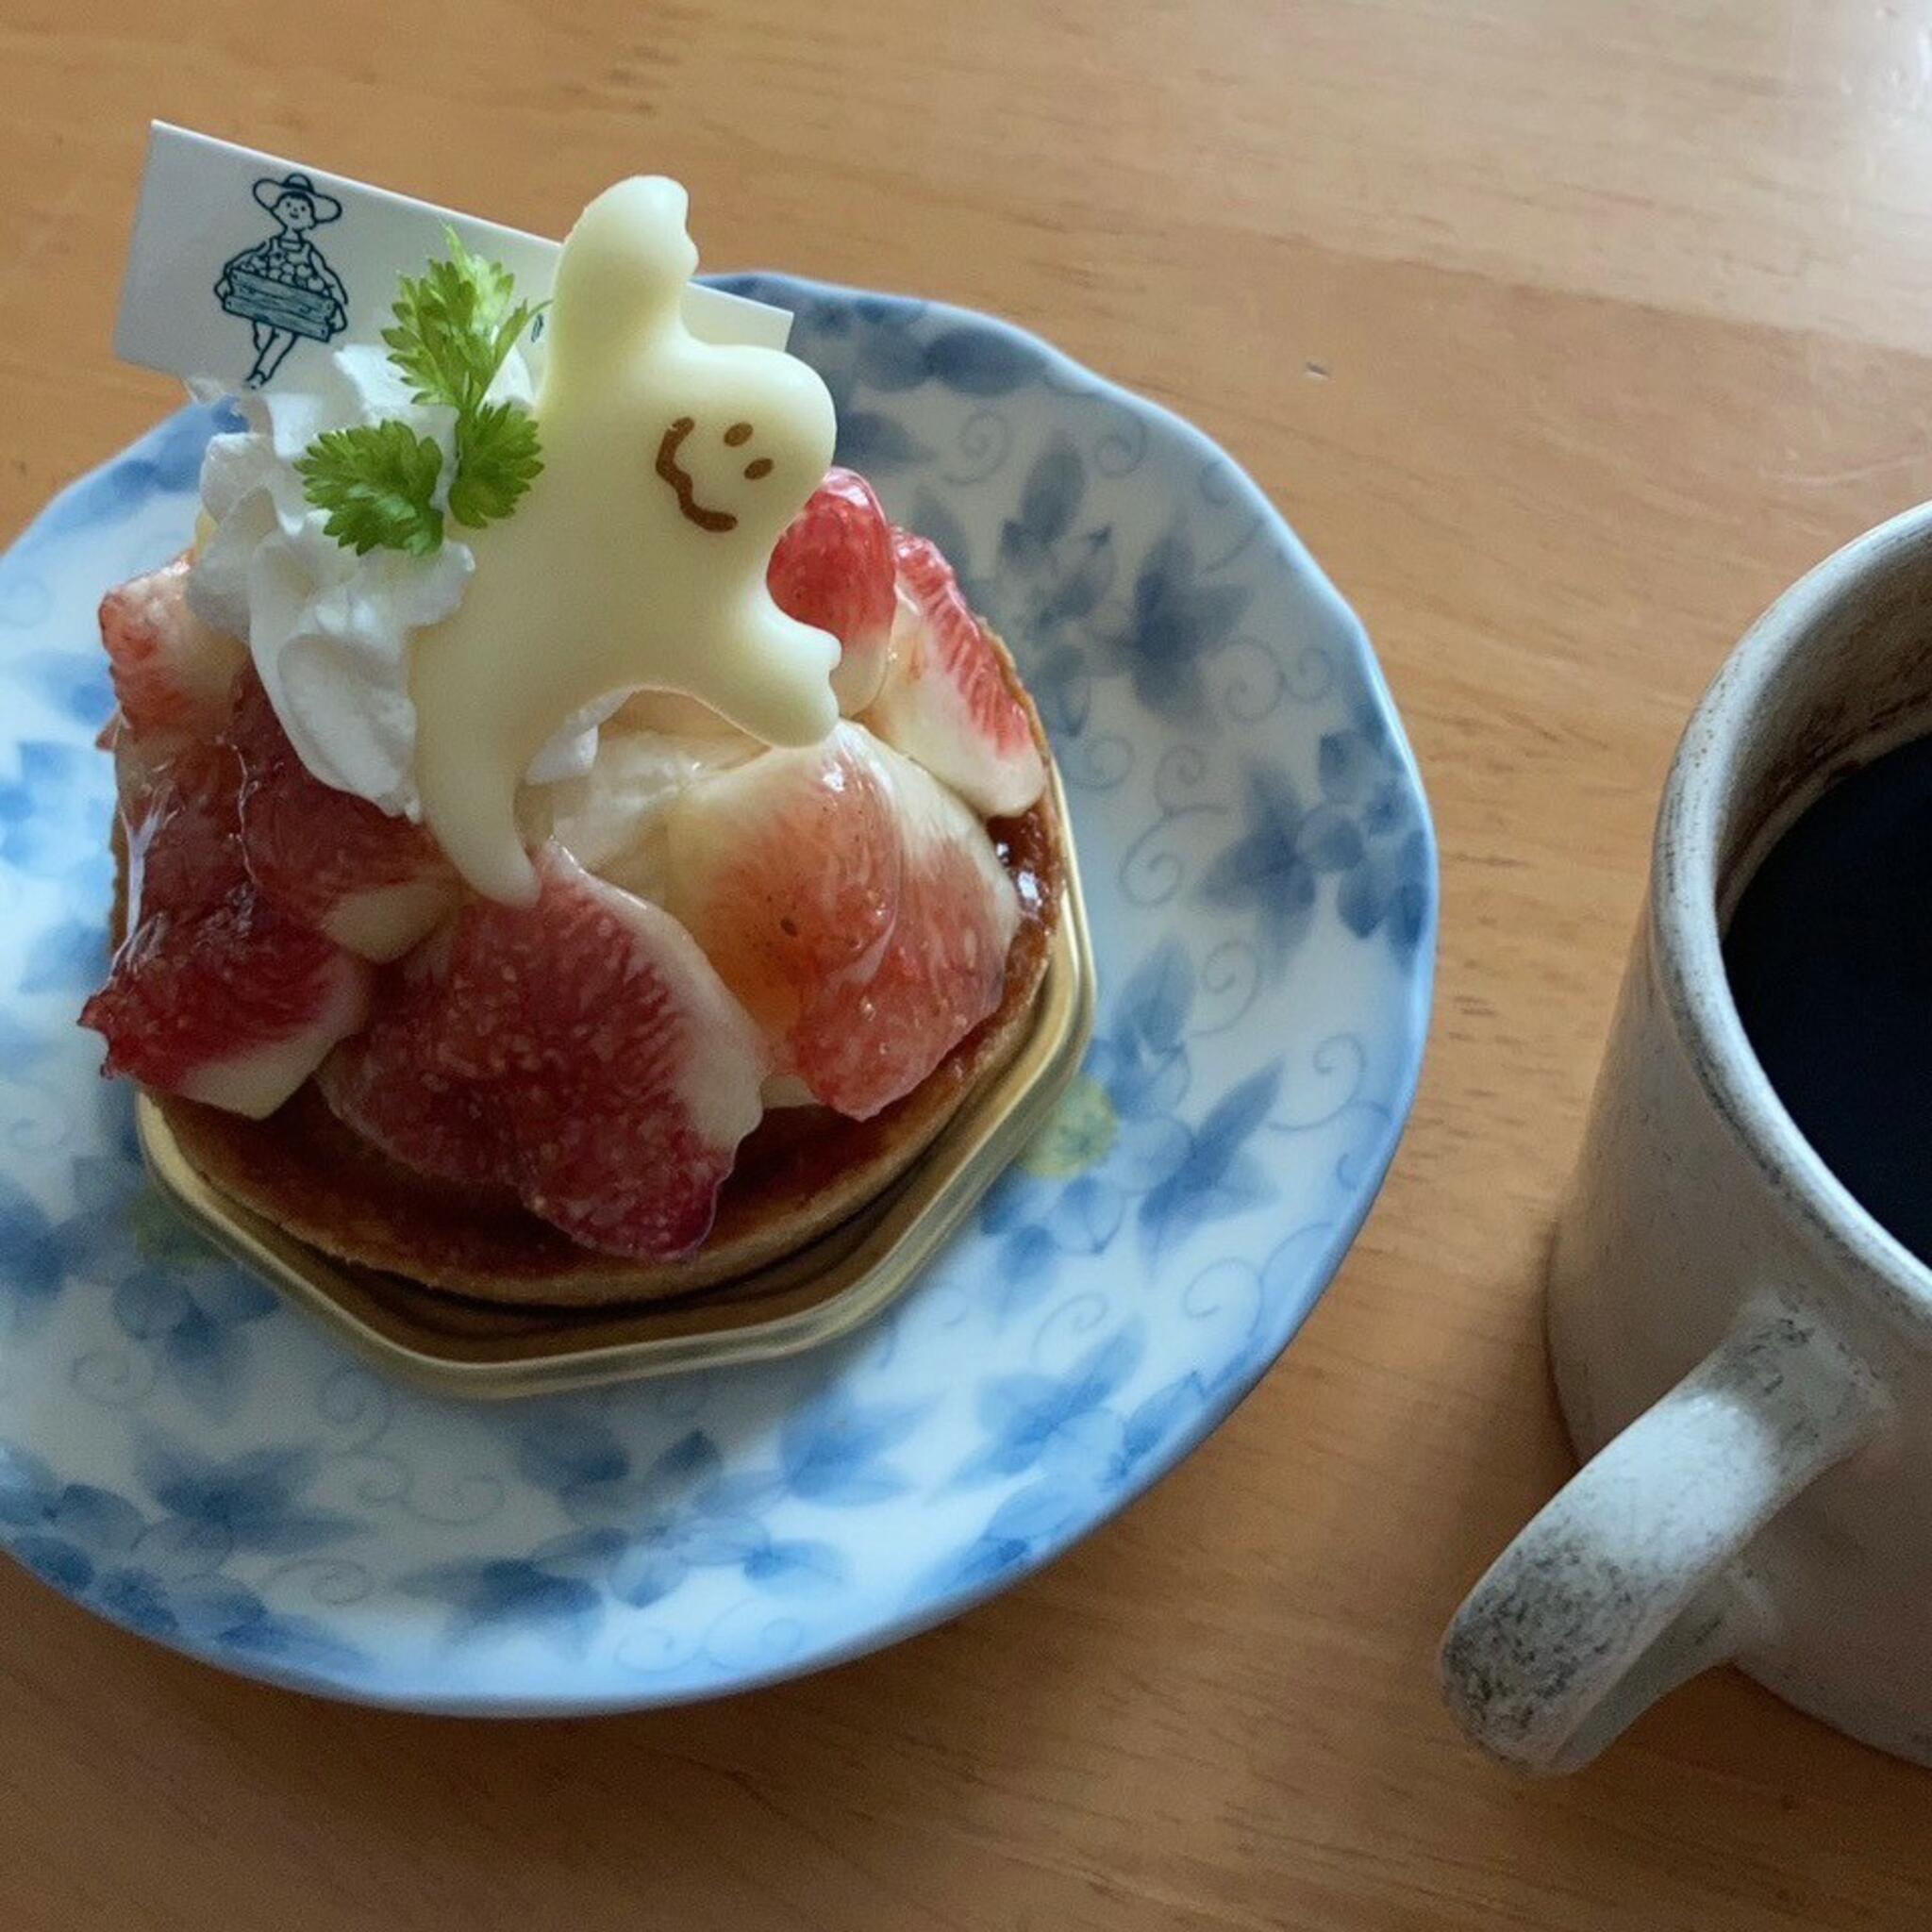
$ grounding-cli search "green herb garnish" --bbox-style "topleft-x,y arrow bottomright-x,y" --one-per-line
297,420 -> 447,557
298,230 -> 545,557
447,398 -> 544,529
383,229 -> 543,417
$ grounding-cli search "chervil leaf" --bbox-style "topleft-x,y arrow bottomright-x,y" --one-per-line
302,236 -> 543,558
448,400 -> 544,528
381,227 -> 544,414
296,422 -> 445,557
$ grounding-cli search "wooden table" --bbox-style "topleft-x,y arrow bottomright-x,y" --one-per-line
5,2 -> 1931,1924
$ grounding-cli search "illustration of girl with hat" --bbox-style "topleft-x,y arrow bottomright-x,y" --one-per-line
213,171 -> 349,388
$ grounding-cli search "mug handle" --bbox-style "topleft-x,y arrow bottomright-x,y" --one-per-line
1439,1291 -> 1890,1774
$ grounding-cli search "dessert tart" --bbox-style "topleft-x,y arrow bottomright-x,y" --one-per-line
80,179 -> 1067,1309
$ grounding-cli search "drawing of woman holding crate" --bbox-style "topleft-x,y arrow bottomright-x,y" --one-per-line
213,172 -> 349,388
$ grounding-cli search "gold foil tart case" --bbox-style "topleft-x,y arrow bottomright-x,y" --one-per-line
137,767 -> 1096,1399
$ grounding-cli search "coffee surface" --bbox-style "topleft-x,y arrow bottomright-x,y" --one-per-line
1725,732 -> 1932,1266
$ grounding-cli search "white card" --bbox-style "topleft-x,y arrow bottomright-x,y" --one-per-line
115,124 -> 791,392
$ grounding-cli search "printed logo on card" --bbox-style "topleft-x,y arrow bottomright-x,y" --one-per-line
213,171 -> 351,387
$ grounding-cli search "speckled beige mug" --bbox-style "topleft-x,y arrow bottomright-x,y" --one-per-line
1440,503 -> 1932,1774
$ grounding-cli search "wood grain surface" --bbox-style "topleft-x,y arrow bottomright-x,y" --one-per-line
5,1 -> 1932,1925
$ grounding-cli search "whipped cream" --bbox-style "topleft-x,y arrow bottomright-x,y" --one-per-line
187,343 -> 614,819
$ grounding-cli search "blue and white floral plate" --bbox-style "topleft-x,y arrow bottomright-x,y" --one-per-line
0,278 -> 1435,1711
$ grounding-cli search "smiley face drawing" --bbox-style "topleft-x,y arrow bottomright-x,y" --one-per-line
409,176 -> 841,905
655,415 -> 779,532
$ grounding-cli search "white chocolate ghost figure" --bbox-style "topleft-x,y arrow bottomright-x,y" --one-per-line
409,176 -> 841,905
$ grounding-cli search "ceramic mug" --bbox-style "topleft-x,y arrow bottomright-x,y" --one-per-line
1439,502 -> 1932,1774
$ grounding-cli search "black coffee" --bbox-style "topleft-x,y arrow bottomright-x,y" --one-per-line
1724,732 -> 1932,1265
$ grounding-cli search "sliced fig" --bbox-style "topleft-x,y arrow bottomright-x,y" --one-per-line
768,468 -> 898,715
227,671 -> 456,962
99,557 -> 246,744
80,742 -> 371,1119
663,722 -> 1020,1120
320,845 -> 769,1261
861,529 -> 1045,818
